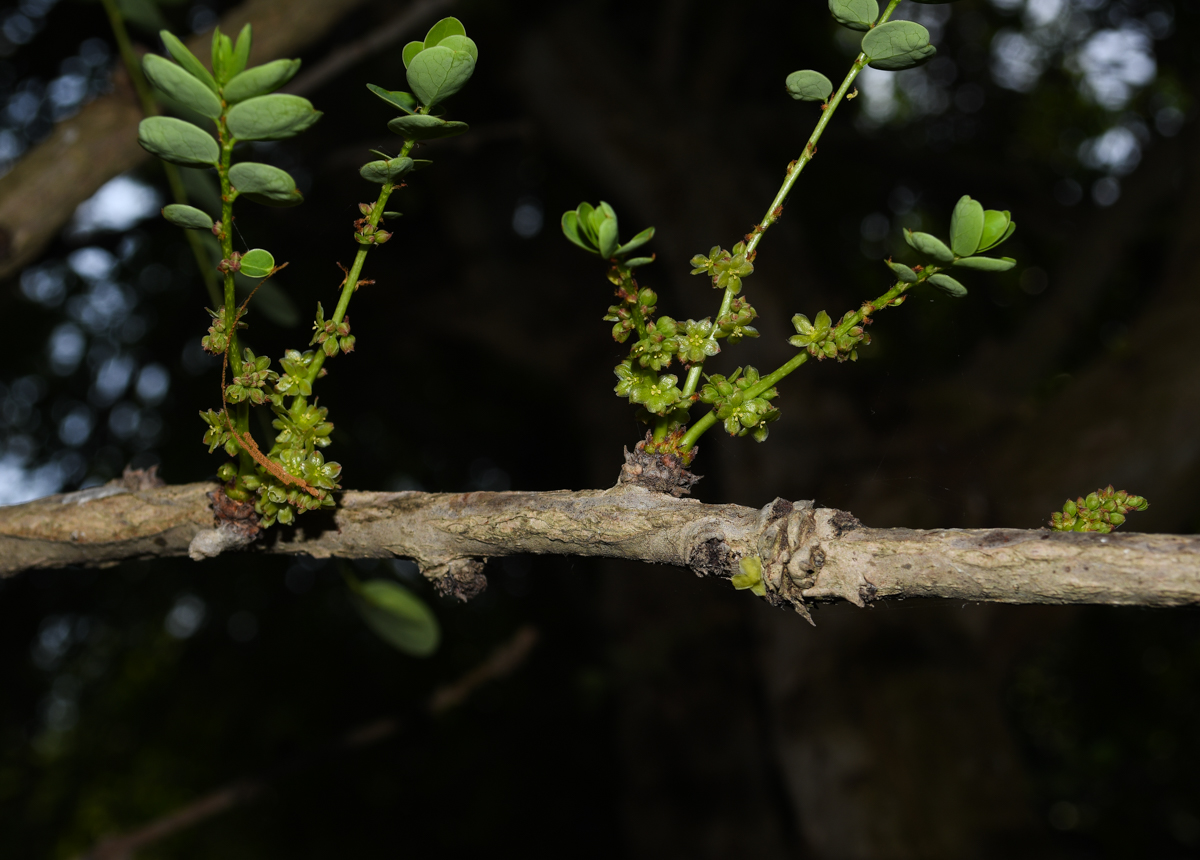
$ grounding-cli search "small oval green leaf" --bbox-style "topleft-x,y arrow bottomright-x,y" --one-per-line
561,210 -> 596,253
238,248 -> 275,279
223,58 -> 301,103
862,20 -> 936,71
366,84 -> 419,114
575,202 -> 598,243
597,216 -> 619,259
928,273 -> 968,297
142,54 -> 223,118
230,24 -> 252,78
402,41 -> 424,69
436,34 -> 478,62
137,116 -> 220,166
159,30 -> 217,93
228,161 -> 303,207
406,44 -> 476,106
359,156 -> 414,184
949,195 -> 985,257
785,69 -> 834,102
387,114 -> 469,141
615,226 -> 655,257
226,94 -> 322,141
978,209 -> 1014,251
885,259 -> 918,282
625,256 -> 655,268
352,579 -> 440,657
953,256 -> 1016,272
828,0 -> 879,30
904,229 -> 954,263
423,16 -> 466,50
162,203 -> 214,229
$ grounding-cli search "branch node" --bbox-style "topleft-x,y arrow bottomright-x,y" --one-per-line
616,438 -> 702,497
425,557 -> 488,602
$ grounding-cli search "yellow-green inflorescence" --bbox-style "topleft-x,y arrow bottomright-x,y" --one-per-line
1049,485 -> 1149,534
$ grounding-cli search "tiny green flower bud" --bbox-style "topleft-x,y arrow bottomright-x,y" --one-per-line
217,463 -> 237,482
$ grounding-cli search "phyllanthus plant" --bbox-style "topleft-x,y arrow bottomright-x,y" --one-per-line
562,0 -> 1020,467
137,18 -> 479,529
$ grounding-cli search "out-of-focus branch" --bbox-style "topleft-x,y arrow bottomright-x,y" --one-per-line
281,0 -> 455,96
1,481 -> 1197,613
78,626 -> 539,860
0,0 -> 369,282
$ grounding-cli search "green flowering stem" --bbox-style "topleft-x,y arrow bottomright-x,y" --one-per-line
678,0 -> 903,407
100,0 -> 221,308
302,160 -> 406,387
744,0 -> 903,260
678,276 -> 917,452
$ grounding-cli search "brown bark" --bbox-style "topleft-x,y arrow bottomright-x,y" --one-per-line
0,480 -> 1196,614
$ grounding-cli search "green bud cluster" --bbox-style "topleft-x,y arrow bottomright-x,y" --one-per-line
604,287 -> 657,344
690,242 -> 755,295
614,362 -> 684,416
698,367 -> 780,442
201,306 -> 245,355
715,297 -> 759,344
789,309 -> 870,362
225,348 -> 279,405
310,303 -> 355,357
1049,486 -> 1149,534
200,408 -> 236,456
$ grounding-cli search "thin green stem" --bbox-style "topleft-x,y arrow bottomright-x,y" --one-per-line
101,0 -> 221,306
744,0 -> 902,259
303,140 -> 413,386
675,0 -> 906,448
679,274 -> 920,452
675,2 -> 905,412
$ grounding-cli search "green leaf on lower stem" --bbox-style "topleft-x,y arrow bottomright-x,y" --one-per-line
137,116 -> 220,166
928,273 -> 967,296
785,69 -> 834,102
226,94 -> 322,141
223,59 -> 302,103
351,578 -> 440,656
228,162 -> 304,207
862,21 -> 936,71
366,84 -> 420,114
359,156 -> 414,184
239,248 -> 275,279
904,229 -> 955,263
952,256 -> 1016,272
387,114 -> 469,141
162,204 -> 214,230
829,0 -> 879,31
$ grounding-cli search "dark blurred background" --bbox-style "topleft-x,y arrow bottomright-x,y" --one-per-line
0,0 -> 1198,856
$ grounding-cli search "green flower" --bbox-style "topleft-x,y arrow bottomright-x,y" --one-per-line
674,318 -> 720,364
698,367 -> 779,442
715,297 -> 759,344
790,309 -> 867,361
225,348 -> 279,405
199,408 -> 235,455
271,398 -> 334,454
200,305 -> 246,355
629,316 -> 680,371
713,241 -> 755,294
691,243 -> 755,295
628,372 -> 683,416
310,302 -> 352,358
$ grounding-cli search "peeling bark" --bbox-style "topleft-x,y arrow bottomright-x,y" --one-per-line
0,481 -> 1196,615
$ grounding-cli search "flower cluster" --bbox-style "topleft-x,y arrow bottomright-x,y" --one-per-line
789,309 -> 870,361
698,366 -> 779,442
690,241 -> 755,294
1049,486 -> 1149,533
311,303 -> 355,357
614,361 -> 683,416
715,296 -> 759,344
225,348 -> 278,405
201,305 -> 246,355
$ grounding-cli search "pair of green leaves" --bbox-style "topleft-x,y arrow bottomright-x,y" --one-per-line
366,84 -> 469,143
401,17 -> 478,108
900,195 -> 1017,297
788,8 -> 943,103
562,202 -> 655,267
